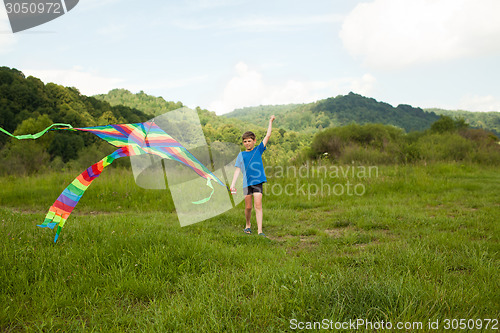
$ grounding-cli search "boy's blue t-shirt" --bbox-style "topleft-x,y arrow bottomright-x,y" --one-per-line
235,142 -> 267,187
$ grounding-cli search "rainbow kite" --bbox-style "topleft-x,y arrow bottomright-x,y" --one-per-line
1,121 -> 227,242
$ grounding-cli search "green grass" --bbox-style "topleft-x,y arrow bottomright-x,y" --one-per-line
0,163 -> 499,332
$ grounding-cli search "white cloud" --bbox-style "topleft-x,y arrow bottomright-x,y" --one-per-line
340,0 -> 500,69
23,67 -> 124,95
209,62 -> 377,114
458,94 -> 500,112
0,9 -> 17,53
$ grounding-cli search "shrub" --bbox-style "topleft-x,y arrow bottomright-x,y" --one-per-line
0,140 -> 50,175
311,124 -> 404,157
310,123 -> 404,163
459,128 -> 499,147
416,133 -> 474,162
339,145 -> 396,164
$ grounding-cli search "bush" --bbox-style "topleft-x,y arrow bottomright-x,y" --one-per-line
0,140 -> 50,175
66,142 -> 119,171
310,123 -> 404,162
459,128 -> 499,147
415,133 -> 474,162
338,145 -> 396,164
306,122 -> 500,165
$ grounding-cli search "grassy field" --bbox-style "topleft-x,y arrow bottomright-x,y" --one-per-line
0,163 -> 499,332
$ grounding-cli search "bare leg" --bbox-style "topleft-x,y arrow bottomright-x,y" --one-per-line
253,193 -> 263,234
244,195 -> 252,229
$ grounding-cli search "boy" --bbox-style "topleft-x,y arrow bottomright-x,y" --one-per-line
230,115 -> 275,237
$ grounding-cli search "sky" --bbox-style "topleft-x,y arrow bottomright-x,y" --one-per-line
1,0 -> 499,115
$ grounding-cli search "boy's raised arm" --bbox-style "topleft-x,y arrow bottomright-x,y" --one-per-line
262,115 -> 275,147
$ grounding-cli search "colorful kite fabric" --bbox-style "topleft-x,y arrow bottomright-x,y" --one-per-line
1,121 -> 227,242
71,122 -> 225,187
37,146 -> 133,242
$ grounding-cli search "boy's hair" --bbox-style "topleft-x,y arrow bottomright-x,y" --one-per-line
242,131 -> 256,141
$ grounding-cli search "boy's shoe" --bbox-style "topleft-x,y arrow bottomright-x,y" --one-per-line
258,233 -> 266,237
244,228 -> 251,234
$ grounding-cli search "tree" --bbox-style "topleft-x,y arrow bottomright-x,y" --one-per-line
430,116 -> 469,134
49,132 -> 85,162
430,116 -> 456,133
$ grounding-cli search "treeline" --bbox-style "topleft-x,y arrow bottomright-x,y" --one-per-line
426,108 -> 500,137
306,117 -> 500,165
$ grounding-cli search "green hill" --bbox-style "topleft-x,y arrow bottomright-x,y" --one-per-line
0,67 -> 155,173
224,93 -> 441,133
224,93 -> 500,137
0,66 -> 152,147
94,89 -> 184,116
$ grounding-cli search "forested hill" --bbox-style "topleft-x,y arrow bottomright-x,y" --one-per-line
224,93 -> 441,133
0,67 -> 156,164
94,89 -> 184,116
0,67 -> 153,141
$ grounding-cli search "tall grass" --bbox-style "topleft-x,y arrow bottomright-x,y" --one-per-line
0,163 -> 499,331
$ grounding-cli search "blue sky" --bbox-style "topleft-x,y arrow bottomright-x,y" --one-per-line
1,0 -> 499,114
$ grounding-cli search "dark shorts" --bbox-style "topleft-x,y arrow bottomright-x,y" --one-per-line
244,183 -> 263,196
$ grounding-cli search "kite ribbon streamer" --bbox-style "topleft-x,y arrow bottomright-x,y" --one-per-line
37,146 -> 132,242
2,121 -> 225,242
37,145 -> 217,242
191,178 -> 215,204
0,124 -> 73,139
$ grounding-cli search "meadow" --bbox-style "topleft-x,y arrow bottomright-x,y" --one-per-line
0,162 -> 499,332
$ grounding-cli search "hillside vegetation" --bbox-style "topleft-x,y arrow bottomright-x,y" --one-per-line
226,93 -> 500,137
307,119 -> 499,165
94,89 -> 184,116
0,68 -> 311,174
1,67 -> 499,176
426,108 -> 500,136
225,93 -> 440,133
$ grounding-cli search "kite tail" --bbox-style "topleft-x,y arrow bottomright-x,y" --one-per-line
0,123 -> 73,139
192,178 -> 215,204
38,146 -> 135,242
